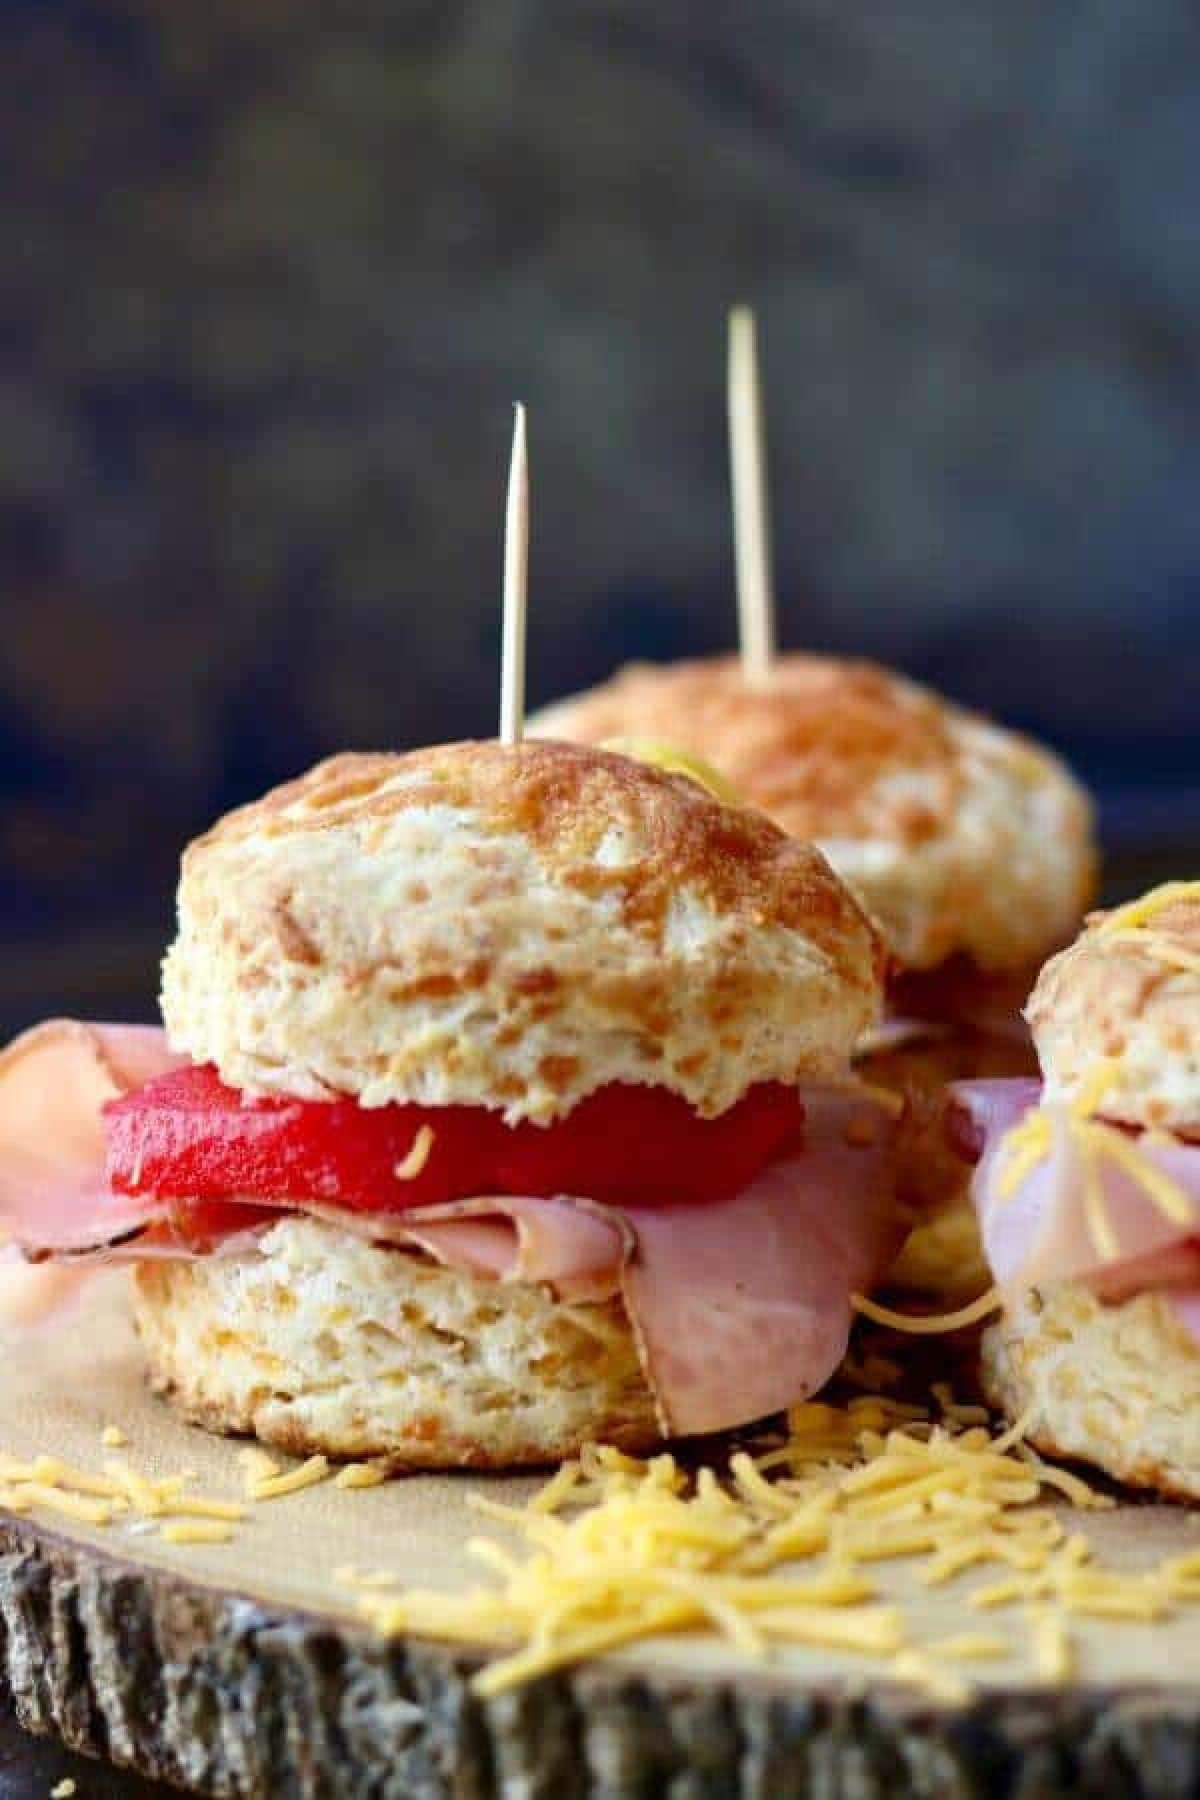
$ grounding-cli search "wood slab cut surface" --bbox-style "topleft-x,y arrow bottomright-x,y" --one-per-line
0,1278 -> 1198,1796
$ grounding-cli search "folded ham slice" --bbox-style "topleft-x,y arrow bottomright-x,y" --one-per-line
620,1089 -> 900,1433
0,1021 -> 187,1256
341,1195 -> 633,1306
953,1077 -> 1200,1342
0,1019 -> 900,1435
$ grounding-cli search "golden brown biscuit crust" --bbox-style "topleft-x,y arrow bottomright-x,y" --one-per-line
1028,886 -> 1200,1134
164,740 -> 884,1119
531,656 -> 1096,973
194,739 -> 872,959
534,657 -> 962,845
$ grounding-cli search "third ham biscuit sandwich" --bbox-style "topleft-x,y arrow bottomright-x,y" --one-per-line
955,882 -> 1200,1498
0,739 -> 901,1466
530,654 -> 1096,1296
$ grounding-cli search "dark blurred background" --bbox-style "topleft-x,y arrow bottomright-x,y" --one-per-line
2,1 -> 1199,1033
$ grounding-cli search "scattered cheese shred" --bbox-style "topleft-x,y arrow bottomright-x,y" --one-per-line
238,1446 -> 281,1493
394,1125 -> 436,1181
1093,883 -> 1200,973
31,1455 -> 124,1499
1071,1059 -> 1121,1119
335,1463 -> 387,1490
1086,1121 -> 1193,1225
848,1288 -> 1003,1334
250,1455 -> 331,1501
1097,882 -> 1200,939
0,1430 -> 352,1550
163,1495 -> 248,1522
923,1633 -> 1011,1661
104,1459 -> 167,1517
0,1443 -> 249,1542
50,1781 -> 77,1799
160,1520 -> 236,1546
101,1424 -> 129,1449
12,1483 -> 113,1526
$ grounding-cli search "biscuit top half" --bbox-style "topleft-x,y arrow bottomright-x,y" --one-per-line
531,654 -> 1096,975
162,740 -> 884,1123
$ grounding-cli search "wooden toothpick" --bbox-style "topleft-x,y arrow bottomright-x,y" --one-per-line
727,305 -> 777,686
499,402 -> 529,745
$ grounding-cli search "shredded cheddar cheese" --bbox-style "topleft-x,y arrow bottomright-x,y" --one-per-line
1095,881 -> 1200,973
13,1483 -> 115,1526
104,1459 -> 167,1517
924,1632 -> 1010,1661
1030,1608 -> 1075,1682
0,1372 -> 1197,1707
349,1387 -> 1162,1698
1097,881 -> 1200,938
394,1125 -> 435,1181
848,1288 -> 1003,1334
238,1446 -> 281,1493
1086,1122 -> 1193,1224
250,1455 -> 331,1501
160,1520 -> 236,1546
0,1444 -> 253,1542
1071,1059 -> 1122,1119
335,1462 -> 387,1490
161,1495 -> 247,1522
101,1424 -> 129,1449
27,1455 -> 124,1499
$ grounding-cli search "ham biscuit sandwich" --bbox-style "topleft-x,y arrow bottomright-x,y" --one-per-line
0,738 -> 903,1467
530,655 -> 1097,1293
955,882 -> 1200,1497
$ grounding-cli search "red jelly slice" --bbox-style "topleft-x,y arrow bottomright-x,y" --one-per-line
104,1064 -> 804,1213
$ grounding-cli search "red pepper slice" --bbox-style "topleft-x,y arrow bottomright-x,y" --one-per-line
105,1064 -> 804,1213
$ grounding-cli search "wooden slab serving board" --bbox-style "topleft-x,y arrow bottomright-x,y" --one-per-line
1,1279 -> 1199,1798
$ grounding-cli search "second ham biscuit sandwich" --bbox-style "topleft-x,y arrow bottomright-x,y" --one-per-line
531,655 -> 1097,1293
0,739 -> 901,1466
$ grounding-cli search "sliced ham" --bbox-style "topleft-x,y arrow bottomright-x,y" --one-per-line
950,1077 -> 1043,1149
0,1257 -> 103,1332
0,1021 -> 186,1256
0,1018 -> 901,1435
620,1088 -> 902,1434
344,1195 -> 632,1305
953,1077 -> 1200,1310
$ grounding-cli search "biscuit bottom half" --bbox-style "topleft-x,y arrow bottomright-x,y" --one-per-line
133,1216 -> 659,1468
981,1283 -> 1200,1501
